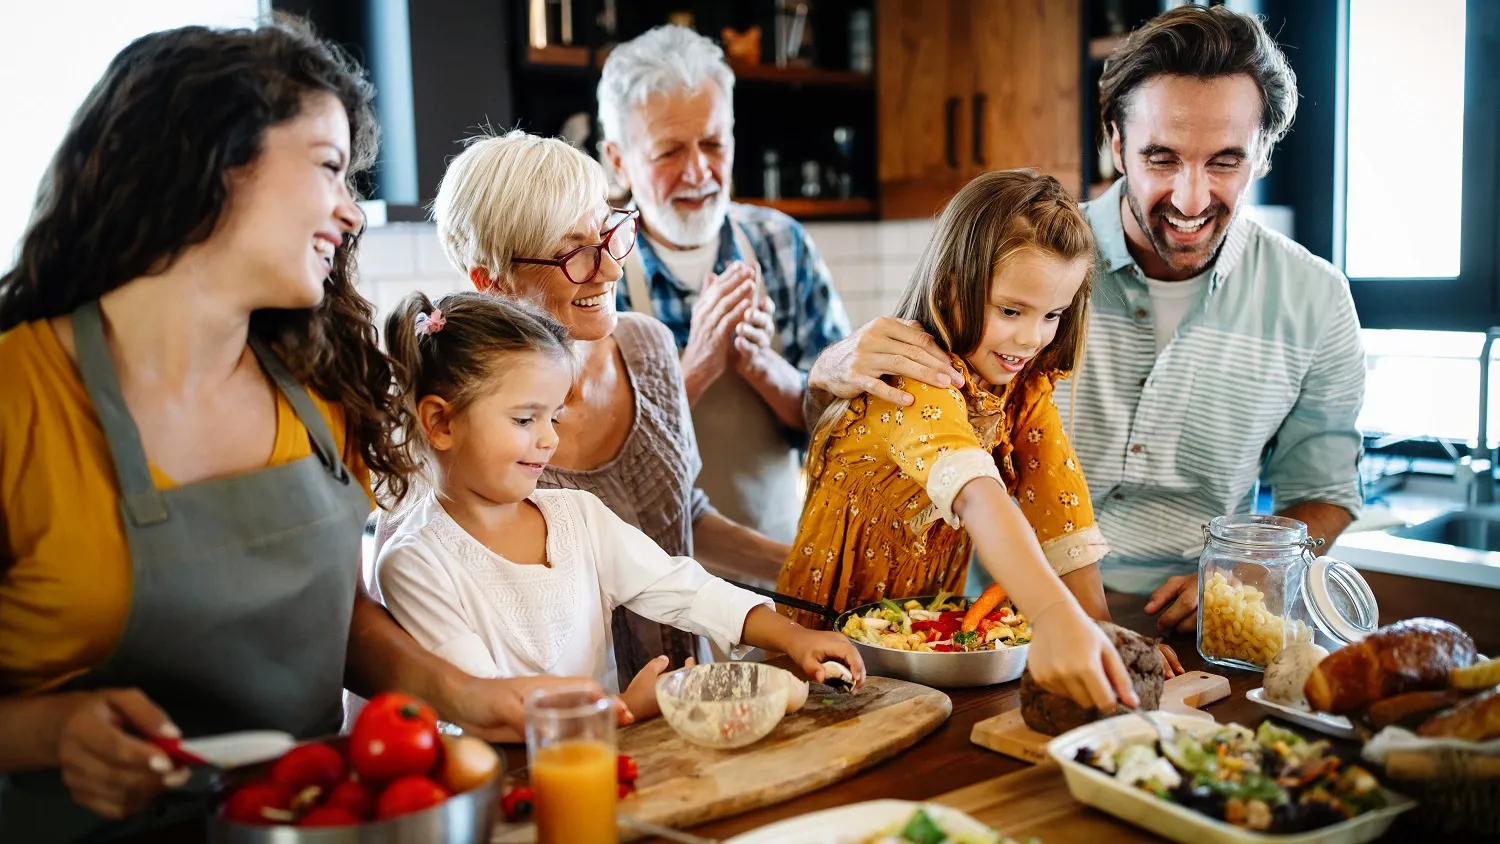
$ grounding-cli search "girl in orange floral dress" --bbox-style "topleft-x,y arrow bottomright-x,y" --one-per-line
778,170 -> 1150,709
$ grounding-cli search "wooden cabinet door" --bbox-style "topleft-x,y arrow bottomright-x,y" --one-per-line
967,0 -> 1082,193
876,0 -> 976,219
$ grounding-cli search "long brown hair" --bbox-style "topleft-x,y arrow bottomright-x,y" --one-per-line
808,170 -> 1095,481
384,291 -> 578,505
0,16 -> 417,497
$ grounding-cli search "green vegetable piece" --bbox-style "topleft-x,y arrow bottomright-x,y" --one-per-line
1255,720 -> 1303,750
881,598 -> 905,614
952,630 -> 980,650
927,590 -> 952,611
898,809 -> 946,844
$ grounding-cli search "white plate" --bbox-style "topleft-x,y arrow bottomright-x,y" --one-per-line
1246,688 -> 1357,740
1046,713 -> 1416,844
724,799 -> 1004,843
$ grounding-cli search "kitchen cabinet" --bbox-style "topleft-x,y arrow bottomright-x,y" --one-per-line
876,0 -> 1081,219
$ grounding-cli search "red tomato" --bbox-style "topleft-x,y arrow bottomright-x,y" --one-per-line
932,644 -> 957,653
299,806 -> 361,827
270,743 -> 346,793
324,779 -> 374,820
617,782 -> 633,799
616,754 -> 639,784
375,775 -> 450,820
350,693 -> 440,781
221,781 -> 294,825
500,785 -> 535,822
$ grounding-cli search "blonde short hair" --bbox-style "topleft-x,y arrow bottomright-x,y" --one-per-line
430,130 -> 610,280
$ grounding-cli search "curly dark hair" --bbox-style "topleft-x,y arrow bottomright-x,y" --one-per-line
1099,4 -> 1297,176
0,15 -> 416,499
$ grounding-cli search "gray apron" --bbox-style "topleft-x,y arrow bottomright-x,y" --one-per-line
624,218 -> 803,546
0,300 -> 368,843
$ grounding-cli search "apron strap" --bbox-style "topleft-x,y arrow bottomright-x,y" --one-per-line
71,300 -> 169,526
248,339 -> 351,484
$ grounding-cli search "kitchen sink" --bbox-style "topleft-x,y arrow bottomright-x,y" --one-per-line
1393,506 -> 1500,552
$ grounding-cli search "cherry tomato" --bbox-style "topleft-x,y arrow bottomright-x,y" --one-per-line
375,775 -> 450,820
221,781 -> 294,826
435,734 -> 501,794
324,779 -> 374,820
270,743 -> 346,793
617,782 -> 633,799
299,806 -> 361,827
350,693 -> 440,782
500,785 -> 535,822
616,754 -> 639,784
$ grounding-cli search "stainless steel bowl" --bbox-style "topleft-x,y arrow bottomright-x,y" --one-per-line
205,738 -> 500,844
731,585 -> 1030,689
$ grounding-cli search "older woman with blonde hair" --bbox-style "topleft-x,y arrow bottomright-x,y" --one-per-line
376,131 -> 787,681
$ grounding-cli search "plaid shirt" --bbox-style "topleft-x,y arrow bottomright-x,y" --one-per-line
615,202 -> 850,374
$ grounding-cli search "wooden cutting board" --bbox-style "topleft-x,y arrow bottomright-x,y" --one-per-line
492,676 -> 951,843
933,762 -> 1161,843
969,670 -> 1231,764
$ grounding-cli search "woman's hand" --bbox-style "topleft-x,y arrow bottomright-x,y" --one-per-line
445,675 -> 626,743
1026,602 -> 1138,711
56,689 -> 189,820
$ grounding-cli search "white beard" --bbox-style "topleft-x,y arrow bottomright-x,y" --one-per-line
638,185 -> 730,248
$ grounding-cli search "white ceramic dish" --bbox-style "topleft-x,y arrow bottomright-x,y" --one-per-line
724,799 -> 1003,843
1046,713 -> 1416,844
1246,687 -> 1357,740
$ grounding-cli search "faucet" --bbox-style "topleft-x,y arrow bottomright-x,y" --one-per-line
1469,327 -> 1500,505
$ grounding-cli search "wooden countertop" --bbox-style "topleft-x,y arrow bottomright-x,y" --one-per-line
658,570 -> 1498,843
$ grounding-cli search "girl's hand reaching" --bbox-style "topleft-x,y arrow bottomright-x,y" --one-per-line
1027,602 -> 1138,711
782,628 -> 866,692
619,655 -> 694,723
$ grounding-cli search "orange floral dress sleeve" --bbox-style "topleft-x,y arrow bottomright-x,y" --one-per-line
1008,374 -> 1109,576
881,378 -> 1005,529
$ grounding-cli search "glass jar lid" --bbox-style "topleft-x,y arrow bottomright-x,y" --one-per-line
1301,556 -> 1380,646
1206,514 -> 1309,549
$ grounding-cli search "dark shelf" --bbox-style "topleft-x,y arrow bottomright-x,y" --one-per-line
728,61 -> 873,89
738,197 -> 876,219
526,44 -> 590,68
1089,35 -> 1124,62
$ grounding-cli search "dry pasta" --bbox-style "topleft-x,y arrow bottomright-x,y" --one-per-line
1199,571 -> 1312,667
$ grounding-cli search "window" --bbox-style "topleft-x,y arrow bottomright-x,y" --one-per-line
0,1 -> 265,269
1343,0 -> 1466,279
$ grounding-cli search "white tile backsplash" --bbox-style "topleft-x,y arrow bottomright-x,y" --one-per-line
353,217 -> 940,328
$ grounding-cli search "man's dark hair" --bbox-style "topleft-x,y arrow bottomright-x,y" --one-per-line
1100,4 -> 1297,175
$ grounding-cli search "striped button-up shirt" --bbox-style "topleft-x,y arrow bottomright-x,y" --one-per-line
1057,180 -> 1367,595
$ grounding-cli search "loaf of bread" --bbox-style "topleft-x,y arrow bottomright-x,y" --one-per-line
1365,689 -> 1472,731
1020,621 -> 1164,736
1303,618 -> 1476,715
1418,689 -> 1500,742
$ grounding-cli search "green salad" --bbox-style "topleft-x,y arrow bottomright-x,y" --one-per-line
850,808 -> 1037,844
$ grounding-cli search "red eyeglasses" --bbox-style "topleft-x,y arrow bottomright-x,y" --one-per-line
512,208 -> 639,285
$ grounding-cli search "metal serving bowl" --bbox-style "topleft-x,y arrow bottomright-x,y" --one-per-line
205,738 -> 500,844
733,584 -> 1030,689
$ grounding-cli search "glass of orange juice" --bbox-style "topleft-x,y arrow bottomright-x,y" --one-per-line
525,683 -> 618,844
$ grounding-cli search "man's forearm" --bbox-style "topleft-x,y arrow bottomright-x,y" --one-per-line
1276,501 -> 1355,549
693,511 -> 790,587
743,355 -> 807,430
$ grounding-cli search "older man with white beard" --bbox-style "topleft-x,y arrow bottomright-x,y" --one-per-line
599,26 -> 852,546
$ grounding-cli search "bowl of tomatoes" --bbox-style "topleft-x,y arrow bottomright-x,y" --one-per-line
207,693 -> 502,843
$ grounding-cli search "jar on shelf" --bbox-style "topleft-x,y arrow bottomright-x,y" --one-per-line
1196,514 -> 1379,672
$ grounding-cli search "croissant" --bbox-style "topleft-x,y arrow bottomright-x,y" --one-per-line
1303,618 -> 1476,715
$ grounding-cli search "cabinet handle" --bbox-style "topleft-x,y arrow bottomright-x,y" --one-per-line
945,96 -> 960,169
972,93 -> 987,168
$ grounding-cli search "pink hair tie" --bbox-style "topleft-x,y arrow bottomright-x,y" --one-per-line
414,308 -> 446,336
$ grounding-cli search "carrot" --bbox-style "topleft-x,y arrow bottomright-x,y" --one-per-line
960,584 -> 1007,632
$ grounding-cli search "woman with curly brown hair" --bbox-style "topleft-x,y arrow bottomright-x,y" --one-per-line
0,18 -> 585,841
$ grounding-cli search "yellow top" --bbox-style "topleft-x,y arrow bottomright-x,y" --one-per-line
0,319 -> 373,695
776,356 -> 1108,627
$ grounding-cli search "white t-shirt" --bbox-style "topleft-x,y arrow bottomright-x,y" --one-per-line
1142,271 -> 1209,354
645,231 -> 721,292
376,488 -> 771,695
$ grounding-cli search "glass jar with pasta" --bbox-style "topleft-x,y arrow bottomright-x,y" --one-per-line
1196,515 -> 1379,672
